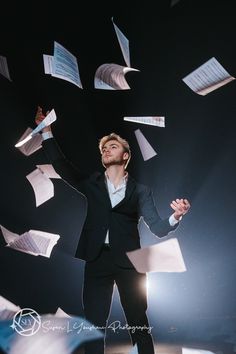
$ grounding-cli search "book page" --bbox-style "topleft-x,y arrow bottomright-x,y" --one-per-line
0,225 -> 20,244
26,168 -> 54,207
182,57 -> 235,95
134,129 -> 157,161
32,109 -> 57,135
54,307 -> 71,318
16,128 -> 42,156
7,232 -> 42,256
94,63 -> 139,90
0,225 -> 60,258
43,54 -> 53,74
52,41 -> 83,88
36,164 -> 61,179
126,238 -> 186,273
112,18 -> 130,67
28,230 -> 60,257
124,116 -> 165,127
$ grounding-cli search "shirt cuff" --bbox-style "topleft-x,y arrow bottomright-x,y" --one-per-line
169,214 -> 182,226
42,131 -> 53,140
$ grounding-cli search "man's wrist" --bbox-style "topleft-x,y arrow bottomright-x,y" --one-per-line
169,214 -> 182,226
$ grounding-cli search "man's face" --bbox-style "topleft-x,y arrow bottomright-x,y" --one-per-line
101,139 -> 128,167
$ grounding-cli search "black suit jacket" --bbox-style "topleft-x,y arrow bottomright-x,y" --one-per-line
43,138 -> 178,267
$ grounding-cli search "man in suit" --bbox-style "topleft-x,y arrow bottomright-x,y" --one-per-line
35,106 -> 190,354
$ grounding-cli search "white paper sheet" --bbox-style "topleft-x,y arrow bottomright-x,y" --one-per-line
26,168 -> 54,207
0,225 -> 60,258
16,128 -> 42,156
112,17 -> 130,67
36,164 -> 61,179
52,41 -> 83,88
134,129 -> 157,161
124,116 -> 165,127
126,238 -> 186,273
54,307 -> 71,318
94,63 -> 139,90
182,57 -> 235,95
43,54 -> 53,74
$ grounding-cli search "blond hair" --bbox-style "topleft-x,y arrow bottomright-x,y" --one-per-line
99,132 -> 131,168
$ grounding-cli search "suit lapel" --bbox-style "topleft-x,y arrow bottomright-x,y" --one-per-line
113,175 -> 136,209
94,172 -> 112,208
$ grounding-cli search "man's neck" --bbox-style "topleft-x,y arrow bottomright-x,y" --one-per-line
105,165 -> 126,188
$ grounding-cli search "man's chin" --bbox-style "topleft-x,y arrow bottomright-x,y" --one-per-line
103,161 -> 123,168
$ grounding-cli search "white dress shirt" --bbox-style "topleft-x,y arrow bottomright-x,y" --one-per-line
104,172 -> 128,243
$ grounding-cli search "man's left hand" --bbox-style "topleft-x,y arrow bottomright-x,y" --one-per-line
170,198 -> 191,221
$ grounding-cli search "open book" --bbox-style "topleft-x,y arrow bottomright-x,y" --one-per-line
0,295 -> 21,321
0,225 -> 60,258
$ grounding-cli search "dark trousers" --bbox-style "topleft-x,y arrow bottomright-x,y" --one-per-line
82,246 -> 155,354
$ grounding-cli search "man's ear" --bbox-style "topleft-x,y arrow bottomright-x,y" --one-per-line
123,152 -> 129,161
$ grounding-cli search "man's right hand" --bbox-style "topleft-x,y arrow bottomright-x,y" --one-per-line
35,106 -> 52,133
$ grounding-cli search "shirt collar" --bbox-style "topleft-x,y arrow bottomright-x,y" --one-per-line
104,171 -> 128,187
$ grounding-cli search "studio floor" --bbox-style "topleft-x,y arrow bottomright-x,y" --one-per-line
74,341 -> 236,354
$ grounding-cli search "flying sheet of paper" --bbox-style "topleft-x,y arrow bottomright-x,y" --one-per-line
182,348 -> 216,354
15,109 -> 57,148
0,225 -> 60,258
36,164 -> 61,179
26,168 -> 54,207
112,17 -> 130,67
54,307 -> 71,318
0,314 -> 103,354
129,344 -> 138,354
182,57 -> 235,95
124,116 -> 165,127
0,296 -> 21,321
0,55 -> 12,81
43,54 -> 53,74
126,238 -> 186,273
94,18 -> 139,90
15,127 -> 43,156
134,129 -> 157,161
44,41 -> 83,88
94,63 -> 139,90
